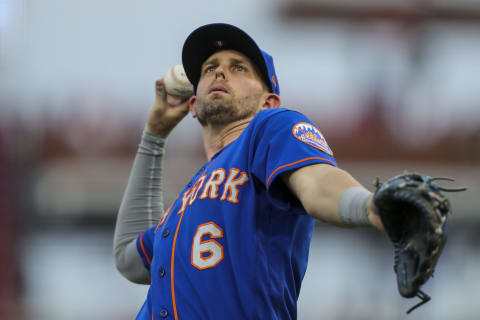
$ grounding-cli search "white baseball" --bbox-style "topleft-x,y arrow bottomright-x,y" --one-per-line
163,64 -> 194,98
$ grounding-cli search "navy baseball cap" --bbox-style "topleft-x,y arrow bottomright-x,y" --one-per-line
182,23 -> 280,95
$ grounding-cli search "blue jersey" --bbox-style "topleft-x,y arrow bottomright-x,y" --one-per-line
136,108 -> 337,320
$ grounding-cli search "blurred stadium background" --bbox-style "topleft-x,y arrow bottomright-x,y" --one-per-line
1,0 -> 479,319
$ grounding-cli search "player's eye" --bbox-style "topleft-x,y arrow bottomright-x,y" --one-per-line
234,65 -> 246,72
204,66 -> 216,74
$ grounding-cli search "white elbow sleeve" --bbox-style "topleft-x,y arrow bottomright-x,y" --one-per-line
338,186 -> 372,227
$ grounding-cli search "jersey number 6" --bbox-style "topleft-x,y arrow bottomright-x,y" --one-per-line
191,222 -> 224,270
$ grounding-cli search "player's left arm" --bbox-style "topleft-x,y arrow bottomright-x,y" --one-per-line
281,163 -> 384,231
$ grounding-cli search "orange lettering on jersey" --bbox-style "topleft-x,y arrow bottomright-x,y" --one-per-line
189,175 -> 206,206
220,168 -> 249,204
177,189 -> 192,215
199,168 -> 226,200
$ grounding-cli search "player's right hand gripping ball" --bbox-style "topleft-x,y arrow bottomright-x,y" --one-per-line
163,64 -> 194,98
373,172 -> 466,313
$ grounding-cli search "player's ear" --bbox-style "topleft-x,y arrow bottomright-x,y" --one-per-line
189,95 -> 197,118
261,93 -> 281,110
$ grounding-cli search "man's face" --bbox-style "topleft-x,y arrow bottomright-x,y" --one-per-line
191,50 -> 268,126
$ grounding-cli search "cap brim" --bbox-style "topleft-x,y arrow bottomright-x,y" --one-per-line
182,23 -> 272,93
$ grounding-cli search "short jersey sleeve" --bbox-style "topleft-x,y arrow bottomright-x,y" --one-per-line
136,225 -> 156,271
250,109 -> 337,213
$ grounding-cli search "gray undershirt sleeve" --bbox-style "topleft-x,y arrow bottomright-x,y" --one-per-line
113,130 -> 166,284
338,186 -> 372,227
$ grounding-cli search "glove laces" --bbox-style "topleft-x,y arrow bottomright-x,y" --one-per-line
407,290 -> 431,314
402,175 -> 465,314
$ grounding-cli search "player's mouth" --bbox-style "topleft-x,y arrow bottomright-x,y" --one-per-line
208,84 -> 229,94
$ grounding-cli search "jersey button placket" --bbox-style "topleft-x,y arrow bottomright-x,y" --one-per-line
159,309 -> 169,318
158,268 -> 166,278
162,228 -> 170,238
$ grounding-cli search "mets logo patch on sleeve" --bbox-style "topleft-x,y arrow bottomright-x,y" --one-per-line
292,122 -> 333,155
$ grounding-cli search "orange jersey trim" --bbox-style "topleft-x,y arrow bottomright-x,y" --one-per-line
170,151 -> 225,319
171,210 -> 186,320
139,233 -> 152,266
266,157 -> 336,189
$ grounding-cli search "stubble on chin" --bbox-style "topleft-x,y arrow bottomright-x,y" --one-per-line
195,93 -> 262,127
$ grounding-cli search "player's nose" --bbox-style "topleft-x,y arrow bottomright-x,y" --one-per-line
214,65 -> 226,80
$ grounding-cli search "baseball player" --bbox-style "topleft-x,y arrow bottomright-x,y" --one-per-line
114,23 -> 385,319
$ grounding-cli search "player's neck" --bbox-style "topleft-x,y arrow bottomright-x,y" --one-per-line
202,116 -> 254,161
